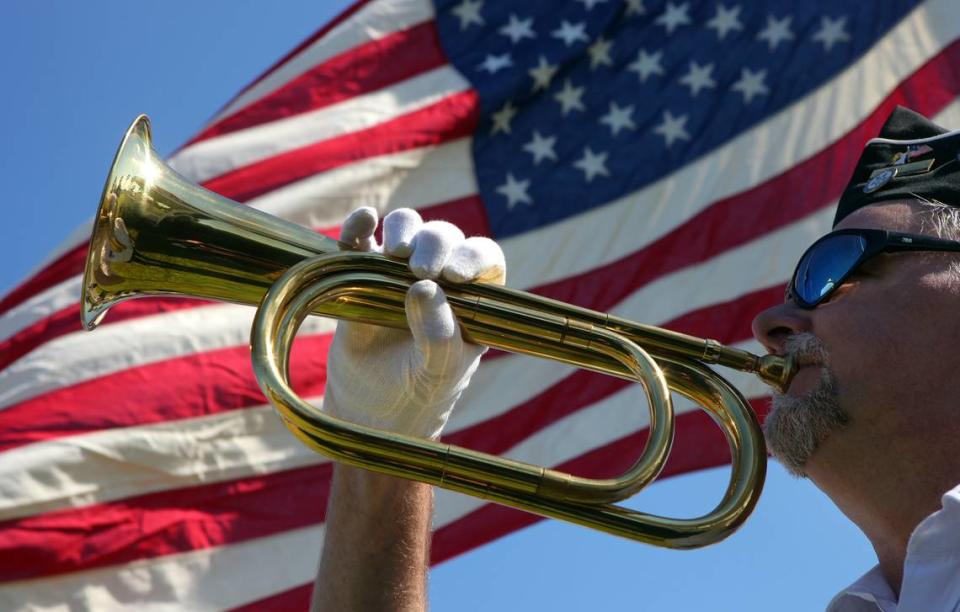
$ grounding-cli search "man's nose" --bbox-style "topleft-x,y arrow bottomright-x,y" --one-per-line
751,301 -> 813,355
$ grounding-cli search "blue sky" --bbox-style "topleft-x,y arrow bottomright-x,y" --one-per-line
1,2 -> 876,609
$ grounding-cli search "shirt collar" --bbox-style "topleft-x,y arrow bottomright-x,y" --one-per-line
904,483 -> 960,561
826,565 -> 897,612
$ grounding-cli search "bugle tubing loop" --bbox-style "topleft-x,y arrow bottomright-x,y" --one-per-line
251,254 -> 674,505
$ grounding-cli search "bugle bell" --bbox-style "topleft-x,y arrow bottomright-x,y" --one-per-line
82,115 -> 795,548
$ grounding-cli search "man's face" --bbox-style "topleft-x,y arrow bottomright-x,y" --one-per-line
751,200 -> 960,477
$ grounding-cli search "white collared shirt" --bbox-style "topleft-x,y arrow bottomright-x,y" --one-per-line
827,484 -> 960,612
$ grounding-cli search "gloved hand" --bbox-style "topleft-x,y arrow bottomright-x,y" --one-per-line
323,207 -> 506,440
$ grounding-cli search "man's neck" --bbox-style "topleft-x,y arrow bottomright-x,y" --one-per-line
805,432 -> 960,597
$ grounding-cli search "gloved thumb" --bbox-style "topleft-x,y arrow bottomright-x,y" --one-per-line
404,280 -> 469,375
339,206 -> 380,252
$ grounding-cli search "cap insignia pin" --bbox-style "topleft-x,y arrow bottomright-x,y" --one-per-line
864,167 -> 896,193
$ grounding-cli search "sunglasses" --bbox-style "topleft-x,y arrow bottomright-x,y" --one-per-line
789,228 -> 960,308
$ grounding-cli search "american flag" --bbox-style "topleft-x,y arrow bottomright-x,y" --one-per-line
2,0 -> 959,608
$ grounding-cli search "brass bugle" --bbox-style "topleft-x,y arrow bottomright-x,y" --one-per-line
82,115 -> 795,549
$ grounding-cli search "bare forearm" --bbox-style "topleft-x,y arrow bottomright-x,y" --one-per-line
312,465 -> 433,612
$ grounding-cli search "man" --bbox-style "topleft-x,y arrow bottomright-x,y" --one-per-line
312,107 -> 960,611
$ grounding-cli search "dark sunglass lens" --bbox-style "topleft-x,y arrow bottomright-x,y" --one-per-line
794,234 -> 867,305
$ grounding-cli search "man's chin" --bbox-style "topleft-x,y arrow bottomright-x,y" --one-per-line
764,395 -> 813,477
763,373 -> 846,478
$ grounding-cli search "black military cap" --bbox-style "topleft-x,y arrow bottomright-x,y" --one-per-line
834,106 -> 960,226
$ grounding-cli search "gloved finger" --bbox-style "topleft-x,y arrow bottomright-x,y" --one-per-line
405,280 -> 464,374
408,221 -> 465,279
383,208 -> 422,258
441,236 -> 507,285
339,207 -> 380,252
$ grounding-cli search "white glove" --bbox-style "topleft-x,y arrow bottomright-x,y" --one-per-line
323,207 -> 506,440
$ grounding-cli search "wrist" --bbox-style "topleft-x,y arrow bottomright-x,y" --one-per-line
333,463 -> 432,500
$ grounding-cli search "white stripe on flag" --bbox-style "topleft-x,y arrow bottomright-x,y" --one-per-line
0,403 -> 322,522
934,96 -> 960,127
0,524 -> 326,612
170,66 -> 470,183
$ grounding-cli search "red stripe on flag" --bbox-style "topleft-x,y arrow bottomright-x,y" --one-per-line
377,194 -> 491,240
0,334 -> 332,453
202,91 -> 479,203
0,298 -> 210,373
190,21 -> 448,144
0,464 -> 334,583
0,244 -> 85,317
230,586 -> 312,612
0,401 -> 769,584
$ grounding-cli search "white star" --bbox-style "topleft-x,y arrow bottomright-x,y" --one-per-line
552,20 -> 589,46
599,102 -> 636,136
478,53 -> 512,74
625,0 -> 645,16
678,61 -> 716,96
812,16 -> 851,51
757,14 -> 794,51
653,110 -> 690,147
587,37 -> 614,69
554,79 -> 586,115
490,100 -> 517,135
573,147 -> 610,182
499,14 -> 535,43
528,56 -> 558,91
731,67 -> 769,103
497,173 -> 532,209
452,0 -> 484,30
523,131 -> 558,164
706,4 -> 743,40
576,0 -> 608,9
655,2 -> 691,34
627,48 -> 664,82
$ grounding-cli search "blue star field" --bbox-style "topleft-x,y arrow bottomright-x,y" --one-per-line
431,0 -> 922,238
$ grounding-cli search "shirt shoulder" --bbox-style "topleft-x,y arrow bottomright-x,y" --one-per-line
897,484 -> 960,611
827,484 -> 960,612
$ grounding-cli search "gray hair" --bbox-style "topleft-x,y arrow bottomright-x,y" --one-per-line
913,197 -> 960,239
912,198 -> 960,278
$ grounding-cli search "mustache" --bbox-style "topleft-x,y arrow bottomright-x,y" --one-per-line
781,333 -> 829,368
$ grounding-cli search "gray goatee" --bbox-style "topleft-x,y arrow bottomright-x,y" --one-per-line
763,333 -> 848,477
